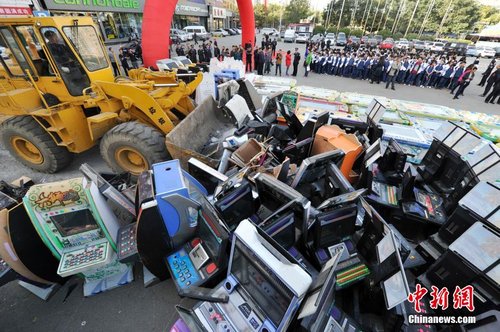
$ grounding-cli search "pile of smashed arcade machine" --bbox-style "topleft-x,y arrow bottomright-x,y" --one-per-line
0,78 -> 499,332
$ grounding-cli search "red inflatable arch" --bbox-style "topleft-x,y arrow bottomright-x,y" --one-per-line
142,0 -> 255,68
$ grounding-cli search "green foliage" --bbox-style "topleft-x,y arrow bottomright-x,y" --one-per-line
313,26 -> 326,35
284,0 -> 311,24
480,5 -> 500,26
349,29 -> 364,37
338,27 -> 351,35
442,38 -> 473,45
254,3 -> 285,28
378,29 -> 392,39
319,0 -> 485,37
406,33 -> 419,40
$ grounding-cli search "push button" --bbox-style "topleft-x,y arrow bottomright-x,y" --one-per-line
191,238 -> 201,247
206,263 -> 217,274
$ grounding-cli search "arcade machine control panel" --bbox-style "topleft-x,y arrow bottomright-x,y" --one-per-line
166,237 -> 218,290
117,222 -> 139,264
57,239 -> 112,277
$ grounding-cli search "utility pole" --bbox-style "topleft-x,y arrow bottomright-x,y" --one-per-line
370,0 -> 382,32
436,0 -> 454,38
325,0 -> 333,30
383,0 -> 394,30
405,0 -> 420,37
337,0 -> 346,33
419,0 -> 436,37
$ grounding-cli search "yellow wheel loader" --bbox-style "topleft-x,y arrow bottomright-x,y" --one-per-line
0,16 -> 202,174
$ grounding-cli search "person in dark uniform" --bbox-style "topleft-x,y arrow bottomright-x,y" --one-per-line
484,67 -> 500,104
478,59 -> 496,87
481,64 -> 500,97
257,48 -> 265,75
292,48 -> 301,77
245,42 -> 252,72
188,45 -> 197,63
197,45 -> 205,63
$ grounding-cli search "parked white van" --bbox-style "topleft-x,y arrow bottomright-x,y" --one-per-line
183,26 -> 210,41
284,29 -> 296,43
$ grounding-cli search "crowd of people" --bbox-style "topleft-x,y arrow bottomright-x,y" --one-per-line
172,34 -> 500,104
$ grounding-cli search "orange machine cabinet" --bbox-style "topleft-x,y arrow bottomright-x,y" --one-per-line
312,125 -> 362,183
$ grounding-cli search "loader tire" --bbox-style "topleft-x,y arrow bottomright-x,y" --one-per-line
100,122 -> 169,175
0,116 -> 73,173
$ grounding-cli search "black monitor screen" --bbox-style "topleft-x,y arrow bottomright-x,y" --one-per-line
315,206 -> 357,248
50,209 -> 98,237
189,183 -> 227,259
231,238 -> 294,327
256,173 -> 302,212
260,210 -> 295,249
198,210 -> 223,259
293,150 -> 345,188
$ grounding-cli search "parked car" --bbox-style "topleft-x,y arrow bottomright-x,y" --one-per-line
443,42 -> 468,56
280,30 -> 285,38
495,47 -> 500,57
423,40 -> 434,51
380,39 -> 394,50
223,28 -> 236,35
183,26 -> 210,40
367,38 -> 378,47
413,40 -> 426,51
476,46 -> 496,58
171,28 -> 190,42
230,28 -> 240,35
325,33 -> 336,45
395,40 -> 410,50
236,28 -> 242,34
211,28 -> 228,37
261,27 -> 279,36
284,29 -> 297,43
336,32 -> 347,46
311,34 -> 323,43
349,36 -> 360,47
466,46 -> 477,57
430,42 -> 445,53
374,35 -> 383,44
296,33 -> 309,43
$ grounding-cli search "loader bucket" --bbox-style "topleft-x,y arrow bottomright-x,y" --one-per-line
165,97 -> 238,169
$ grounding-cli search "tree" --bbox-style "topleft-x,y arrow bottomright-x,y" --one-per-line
254,3 -> 284,28
285,0 -> 311,24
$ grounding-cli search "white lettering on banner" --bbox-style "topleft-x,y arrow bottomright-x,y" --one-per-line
175,4 -> 209,15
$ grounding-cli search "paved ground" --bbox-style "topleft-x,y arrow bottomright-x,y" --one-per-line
0,33 -> 498,332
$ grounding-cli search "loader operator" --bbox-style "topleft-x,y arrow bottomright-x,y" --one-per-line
43,29 -> 87,95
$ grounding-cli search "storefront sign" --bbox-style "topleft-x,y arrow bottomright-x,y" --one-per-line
43,0 -> 144,13
175,2 -> 209,17
0,7 -> 32,15
212,7 -> 226,19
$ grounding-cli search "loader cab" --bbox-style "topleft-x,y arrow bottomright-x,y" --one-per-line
0,17 -> 113,102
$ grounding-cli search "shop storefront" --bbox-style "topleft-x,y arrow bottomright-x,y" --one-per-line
173,1 -> 209,30
40,0 -> 144,43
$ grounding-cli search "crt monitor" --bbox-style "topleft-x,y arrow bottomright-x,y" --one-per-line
259,202 -> 296,249
313,204 -> 358,249
254,173 -> 310,233
292,150 -> 345,189
229,220 -> 312,331
50,209 -> 98,237
317,188 -> 366,211
380,231 -> 411,310
377,138 -> 406,175
214,182 -> 255,231
277,100 -> 304,137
